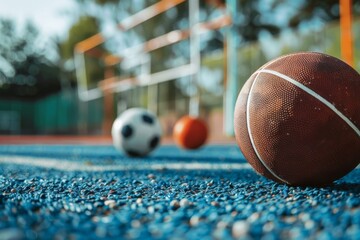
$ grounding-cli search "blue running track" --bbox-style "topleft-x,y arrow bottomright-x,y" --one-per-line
0,145 -> 359,239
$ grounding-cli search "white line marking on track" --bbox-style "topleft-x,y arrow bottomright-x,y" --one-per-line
0,156 -> 251,171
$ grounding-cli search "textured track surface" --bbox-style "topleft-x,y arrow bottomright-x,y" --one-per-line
0,145 -> 359,239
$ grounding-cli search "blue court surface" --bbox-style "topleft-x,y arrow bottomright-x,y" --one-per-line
0,144 -> 359,239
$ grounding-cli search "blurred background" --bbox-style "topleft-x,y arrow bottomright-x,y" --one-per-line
0,0 -> 359,140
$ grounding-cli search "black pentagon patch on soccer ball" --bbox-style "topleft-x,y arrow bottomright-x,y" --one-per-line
142,114 -> 154,124
149,136 -> 160,149
121,125 -> 133,138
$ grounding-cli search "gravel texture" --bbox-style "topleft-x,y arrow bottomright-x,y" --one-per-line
0,145 -> 359,239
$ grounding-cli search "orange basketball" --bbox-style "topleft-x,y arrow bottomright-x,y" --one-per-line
234,52 -> 360,186
173,116 -> 208,149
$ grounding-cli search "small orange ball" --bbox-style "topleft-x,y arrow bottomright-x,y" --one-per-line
173,116 -> 208,149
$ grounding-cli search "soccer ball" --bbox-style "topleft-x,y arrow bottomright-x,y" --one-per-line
111,108 -> 162,157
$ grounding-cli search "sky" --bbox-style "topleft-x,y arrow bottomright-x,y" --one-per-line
0,0 -> 76,39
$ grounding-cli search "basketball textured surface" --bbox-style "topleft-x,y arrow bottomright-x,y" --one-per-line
234,52 -> 360,186
173,116 -> 208,149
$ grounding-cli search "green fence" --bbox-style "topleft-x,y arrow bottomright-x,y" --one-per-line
0,90 -> 103,135
0,101 -> 33,134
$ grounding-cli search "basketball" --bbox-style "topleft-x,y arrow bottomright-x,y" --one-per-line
234,52 -> 360,186
173,116 -> 208,149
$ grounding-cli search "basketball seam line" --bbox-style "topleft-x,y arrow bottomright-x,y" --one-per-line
246,71 -> 290,185
258,69 -> 360,138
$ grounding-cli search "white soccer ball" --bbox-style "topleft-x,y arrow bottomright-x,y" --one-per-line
111,108 -> 162,157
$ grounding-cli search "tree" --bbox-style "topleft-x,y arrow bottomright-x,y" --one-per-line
60,16 -> 102,60
0,19 -> 62,100
67,0 -> 360,52
288,0 -> 358,28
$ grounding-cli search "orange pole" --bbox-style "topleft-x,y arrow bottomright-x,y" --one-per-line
75,33 -> 105,53
340,0 -> 354,67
